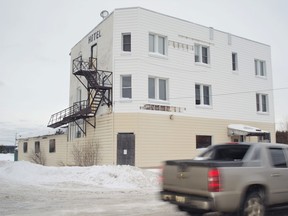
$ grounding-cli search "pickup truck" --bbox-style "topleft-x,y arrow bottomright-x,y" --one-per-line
160,142 -> 288,216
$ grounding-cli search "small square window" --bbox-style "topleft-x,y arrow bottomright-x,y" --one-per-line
195,84 -> 212,106
122,33 -> 131,52
148,77 -> 168,101
149,33 -> 167,55
256,93 -> 269,113
23,142 -> 28,153
195,44 -> 210,64
49,139 -> 56,153
121,75 -> 132,99
196,135 -> 212,148
255,59 -> 266,77
232,53 -> 238,71
35,141 -> 40,153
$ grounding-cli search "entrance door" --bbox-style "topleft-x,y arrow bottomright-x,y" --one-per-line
90,43 -> 97,69
117,133 -> 135,166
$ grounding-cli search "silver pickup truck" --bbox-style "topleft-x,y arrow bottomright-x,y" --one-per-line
160,142 -> 288,216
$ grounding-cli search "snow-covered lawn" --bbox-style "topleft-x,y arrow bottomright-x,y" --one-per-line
0,159 -> 186,216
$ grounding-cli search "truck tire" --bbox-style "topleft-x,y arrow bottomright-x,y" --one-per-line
241,191 -> 265,216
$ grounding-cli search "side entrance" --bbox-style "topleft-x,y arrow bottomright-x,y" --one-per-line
117,133 -> 135,166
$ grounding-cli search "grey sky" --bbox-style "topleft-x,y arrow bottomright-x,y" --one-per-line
0,0 -> 287,145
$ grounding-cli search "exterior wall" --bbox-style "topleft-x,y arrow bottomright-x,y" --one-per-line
112,8 -> 274,124
68,12 -> 114,140
113,112 -> 276,168
65,113 -> 114,165
18,134 -> 68,166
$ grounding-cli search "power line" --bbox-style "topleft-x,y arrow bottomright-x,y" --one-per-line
113,86 -> 288,103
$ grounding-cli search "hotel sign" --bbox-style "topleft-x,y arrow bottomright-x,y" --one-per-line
88,30 -> 101,44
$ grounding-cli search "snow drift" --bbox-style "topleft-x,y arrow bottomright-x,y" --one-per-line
0,161 -> 160,190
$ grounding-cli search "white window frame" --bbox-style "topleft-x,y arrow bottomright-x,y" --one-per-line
255,59 -> 266,77
195,44 -> 210,64
256,93 -> 269,113
121,75 -> 132,99
195,84 -> 212,107
149,33 -> 167,56
122,33 -> 131,52
148,76 -> 168,102
232,52 -> 238,71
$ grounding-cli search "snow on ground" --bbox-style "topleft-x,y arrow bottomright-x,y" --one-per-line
0,153 -> 14,161
0,160 -> 186,216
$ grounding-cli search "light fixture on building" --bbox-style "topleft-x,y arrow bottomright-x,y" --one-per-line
100,10 -> 109,19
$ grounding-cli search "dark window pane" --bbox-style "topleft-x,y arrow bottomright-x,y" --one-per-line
123,34 -> 131,52
23,142 -> 28,153
195,45 -> 200,62
262,95 -> 267,112
196,135 -> 212,148
203,86 -> 210,105
232,53 -> 237,70
195,85 -> 201,105
149,34 -> 155,52
122,76 -> 131,88
49,139 -> 56,153
122,88 -> 131,98
269,148 -> 287,168
202,47 -> 208,64
35,141 -> 40,153
256,94 -> 260,111
148,78 -> 155,99
158,36 -> 165,55
159,79 -> 167,100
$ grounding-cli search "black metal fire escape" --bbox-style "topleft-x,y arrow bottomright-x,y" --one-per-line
47,56 -> 112,135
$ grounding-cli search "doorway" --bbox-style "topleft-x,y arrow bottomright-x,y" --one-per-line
90,43 -> 97,69
117,133 -> 135,166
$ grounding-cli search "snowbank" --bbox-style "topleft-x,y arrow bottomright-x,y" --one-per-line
0,153 -> 14,161
0,161 -> 160,191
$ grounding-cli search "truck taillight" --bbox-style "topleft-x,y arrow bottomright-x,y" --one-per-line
208,168 -> 221,192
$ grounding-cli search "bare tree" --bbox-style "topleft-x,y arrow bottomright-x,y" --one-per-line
28,150 -> 46,165
72,140 -> 100,166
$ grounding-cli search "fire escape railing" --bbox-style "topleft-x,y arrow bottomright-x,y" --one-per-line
47,56 -> 113,135
47,100 -> 90,129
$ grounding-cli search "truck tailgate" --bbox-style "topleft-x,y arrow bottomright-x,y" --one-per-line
163,160 -> 210,195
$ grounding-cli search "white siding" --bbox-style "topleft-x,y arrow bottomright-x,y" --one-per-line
112,8 -> 274,124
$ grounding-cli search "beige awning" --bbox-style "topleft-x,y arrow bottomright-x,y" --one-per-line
228,124 -> 269,136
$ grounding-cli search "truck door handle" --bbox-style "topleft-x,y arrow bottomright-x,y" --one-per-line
271,173 -> 281,177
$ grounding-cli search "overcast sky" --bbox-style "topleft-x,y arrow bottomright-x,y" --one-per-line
0,0 -> 287,145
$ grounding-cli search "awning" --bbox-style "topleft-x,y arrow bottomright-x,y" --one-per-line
228,124 -> 269,136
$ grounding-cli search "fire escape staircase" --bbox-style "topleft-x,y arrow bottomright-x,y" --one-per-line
47,56 -> 112,135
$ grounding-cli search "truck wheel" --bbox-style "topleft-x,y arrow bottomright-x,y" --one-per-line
242,191 -> 265,216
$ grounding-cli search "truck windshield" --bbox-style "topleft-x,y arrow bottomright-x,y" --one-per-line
197,144 -> 251,161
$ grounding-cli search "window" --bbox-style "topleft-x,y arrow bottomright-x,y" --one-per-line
195,44 -> 210,64
256,93 -> 268,113
195,84 -> 212,106
49,139 -> 56,153
148,77 -> 168,101
121,75 -> 132,99
23,142 -> 28,153
269,148 -> 287,168
122,33 -> 131,52
255,59 -> 266,77
232,52 -> 238,71
196,135 -> 212,149
35,141 -> 40,154
149,33 -> 167,55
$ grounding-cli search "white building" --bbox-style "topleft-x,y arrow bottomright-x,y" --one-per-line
18,7 -> 275,167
